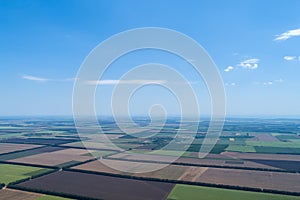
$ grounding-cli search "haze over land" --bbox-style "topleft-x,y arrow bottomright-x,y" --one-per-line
1,1 -> 300,200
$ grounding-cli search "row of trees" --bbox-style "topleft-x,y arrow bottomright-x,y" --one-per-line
67,168 -> 300,197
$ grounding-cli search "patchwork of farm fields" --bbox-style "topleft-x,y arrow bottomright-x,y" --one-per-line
73,158 -> 300,193
1,118 -> 300,199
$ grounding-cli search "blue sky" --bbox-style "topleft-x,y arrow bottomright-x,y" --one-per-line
1,0 -> 300,116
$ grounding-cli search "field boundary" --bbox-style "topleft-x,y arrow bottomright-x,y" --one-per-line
8,184 -> 100,200
104,156 -> 298,173
0,145 -> 47,157
65,168 -> 300,197
0,160 -> 58,170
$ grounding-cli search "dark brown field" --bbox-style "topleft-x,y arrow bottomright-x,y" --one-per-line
17,170 -> 175,200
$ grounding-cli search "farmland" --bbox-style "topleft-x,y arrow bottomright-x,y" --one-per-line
105,151 -> 283,171
167,184 -> 300,200
17,171 -> 175,200
1,117 -> 300,199
73,158 -> 208,181
196,167 -> 300,193
0,143 -> 41,155
0,146 -> 63,161
0,164 -> 52,185
9,148 -> 95,167
0,189 -> 70,200
73,158 -> 300,192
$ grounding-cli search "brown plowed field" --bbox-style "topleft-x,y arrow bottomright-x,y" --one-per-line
0,143 -> 41,155
18,170 -> 174,200
0,189 -> 42,200
9,148 -> 93,166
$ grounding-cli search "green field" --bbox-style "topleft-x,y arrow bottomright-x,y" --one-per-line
246,140 -> 300,148
0,164 -> 51,185
225,145 -> 256,152
167,184 -> 300,200
224,140 -> 300,153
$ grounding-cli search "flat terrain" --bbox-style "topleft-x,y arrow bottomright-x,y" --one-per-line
167,184 -> 300,200
0,138 -> 78,145
197,167 -> 300,193
74,158 -> 300,193
108,151 -> 282,171
0,189 -> 70,200
1,118 -> 300,199
0,143 -> 41,155
63,141 -> 142,151
0,164 -> 51,185
222,152 -> 300,161
73,158 -> 208,181
0,146 -> 63,161
0,188 -> 42,200
9,148 -> 94,167
17,170 -> 175,200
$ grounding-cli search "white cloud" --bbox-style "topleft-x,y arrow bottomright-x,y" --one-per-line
224,66 -> 234,72
274,78 -> 284,83
21,74 -> 75,83
21,75 -> 49,82
225,82 -> 236,86
238,58 -> 259,69
86,79 -> 167,85
274,28 -> 300,41
284,56 -> 296,61
263,81 -> 273,85
256,78 -> 283,86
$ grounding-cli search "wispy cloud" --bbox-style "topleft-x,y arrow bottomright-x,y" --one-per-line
21,75 -> 49,82
274,28 -> 300,41
283,55 -> 300,61
21,74 -> 74,82
225,82 -> 236,86
255,78 -> 283,86
86,79 -> 167,85
224,66 -> 234,72
284,56 -> 296,61
238,58 -> 259,69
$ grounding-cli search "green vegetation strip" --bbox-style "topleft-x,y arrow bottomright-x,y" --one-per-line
167,184 -> 300,200
0,164 -> 53,185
